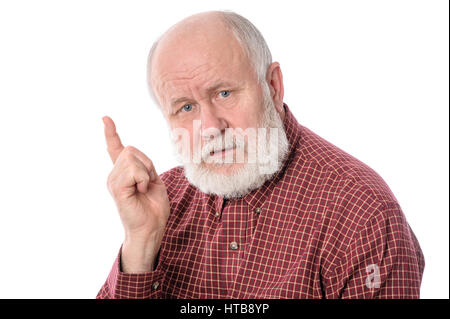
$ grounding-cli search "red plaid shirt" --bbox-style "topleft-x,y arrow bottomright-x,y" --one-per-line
97,104 -> 424,299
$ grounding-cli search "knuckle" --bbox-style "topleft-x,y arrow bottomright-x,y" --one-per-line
124,145 -> 136,154
128,166 -> 141,181
130,165 -> 148,180
124,150 -> 136,162
128,167 -> 138,179
143,155 -> 154,170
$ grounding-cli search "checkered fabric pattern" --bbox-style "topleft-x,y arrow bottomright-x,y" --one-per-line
97,104 -> 424,299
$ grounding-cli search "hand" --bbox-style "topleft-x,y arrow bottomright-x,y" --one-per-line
103,116 -> 170,273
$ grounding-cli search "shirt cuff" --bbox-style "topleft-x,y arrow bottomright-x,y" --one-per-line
105,246 -> 165,299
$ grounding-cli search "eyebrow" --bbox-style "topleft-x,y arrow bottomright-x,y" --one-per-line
170,81 -> 235,107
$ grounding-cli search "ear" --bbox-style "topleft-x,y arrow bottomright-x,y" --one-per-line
266,62 -> 284,114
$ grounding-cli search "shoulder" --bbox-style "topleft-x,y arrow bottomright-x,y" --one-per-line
289,125 -> 420,261
288,124 -> 404,229
296,124 -> 398,205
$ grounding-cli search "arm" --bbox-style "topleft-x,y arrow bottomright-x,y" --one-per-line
327,203 -> 425,299
97,117 -> 170,298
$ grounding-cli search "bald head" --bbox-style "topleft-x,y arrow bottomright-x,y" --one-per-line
150,13 -> 251,107
147,11 -> 273,108
160,11 -> 229,42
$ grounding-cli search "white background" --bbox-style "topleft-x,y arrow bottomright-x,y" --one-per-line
0,0 -> 448,299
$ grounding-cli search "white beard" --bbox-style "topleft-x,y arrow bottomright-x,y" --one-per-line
172,88 -> 290,199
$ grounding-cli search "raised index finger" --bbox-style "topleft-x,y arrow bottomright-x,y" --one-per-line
102,116 -> 124,163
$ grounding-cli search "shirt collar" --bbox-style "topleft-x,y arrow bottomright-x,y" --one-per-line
242,103 -> 302,210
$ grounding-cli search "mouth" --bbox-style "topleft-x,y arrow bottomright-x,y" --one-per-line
209,145 -> 236,157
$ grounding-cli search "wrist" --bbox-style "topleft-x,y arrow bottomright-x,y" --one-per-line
121,235 -> 161,273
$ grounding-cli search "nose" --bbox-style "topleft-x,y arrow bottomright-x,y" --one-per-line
200,105 -> 228,139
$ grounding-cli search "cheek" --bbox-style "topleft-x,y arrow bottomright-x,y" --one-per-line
184,126 -> 198,154
233,93 -> 265,128
231,109 -> 262,130
169,117 -> 204,154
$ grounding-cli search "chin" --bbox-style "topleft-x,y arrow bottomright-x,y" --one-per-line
202,162 -> 245,175
183,161 -> 274,199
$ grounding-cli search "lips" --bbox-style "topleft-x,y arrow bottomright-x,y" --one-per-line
210,146 -> 235,156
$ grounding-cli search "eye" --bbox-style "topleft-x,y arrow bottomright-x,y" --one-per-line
182,104 -> 193,112
219,90 -> 231,98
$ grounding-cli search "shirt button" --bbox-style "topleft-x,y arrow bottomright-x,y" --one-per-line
230,241 -> 239,250
254,207 -> 261,214
152,281 -> 160,290
215,211 -> 220,217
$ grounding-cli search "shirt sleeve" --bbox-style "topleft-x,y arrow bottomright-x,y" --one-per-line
96,246 -> 165,299
327,202 -> 425,299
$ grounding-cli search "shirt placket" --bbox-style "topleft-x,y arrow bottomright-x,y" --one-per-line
220,199 -> 249,293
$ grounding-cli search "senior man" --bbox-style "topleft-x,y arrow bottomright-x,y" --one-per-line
97,11 -> 424,299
